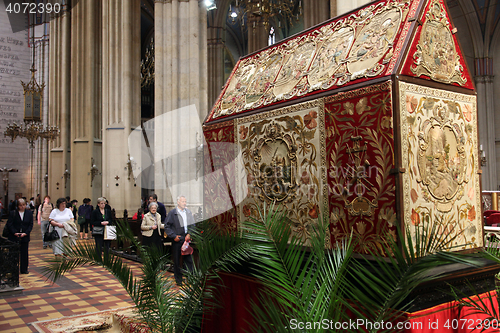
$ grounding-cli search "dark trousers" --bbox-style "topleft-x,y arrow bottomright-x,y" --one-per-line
79,219 -> 90,233
143,232 -> 163,254
19,241 -> 29,273
171,242 -> 193,284
94,235 -> 110,258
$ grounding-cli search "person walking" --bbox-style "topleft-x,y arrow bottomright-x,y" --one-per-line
165,195 -> 196,286
37,195 -> 54,249
78,198 -> 93,240
49,197 -> 76,257
141,202 -> 164,253
91,197 -> 112,257
6,198 -> 33,274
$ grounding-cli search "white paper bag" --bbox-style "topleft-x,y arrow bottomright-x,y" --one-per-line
104,225 -> 117,240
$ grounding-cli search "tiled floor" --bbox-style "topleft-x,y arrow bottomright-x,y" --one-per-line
0,218 -> 174,332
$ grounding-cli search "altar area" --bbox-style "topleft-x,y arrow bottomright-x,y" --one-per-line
202,0 -> 494,330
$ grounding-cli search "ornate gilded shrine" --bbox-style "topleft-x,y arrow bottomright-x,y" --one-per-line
203,0 -> 481,252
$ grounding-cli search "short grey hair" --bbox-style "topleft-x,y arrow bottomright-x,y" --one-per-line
148,202 -> 158,209
97,197 -> 106,204
177,195 -> 186,201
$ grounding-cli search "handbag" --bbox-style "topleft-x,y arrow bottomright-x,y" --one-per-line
77,215 -> 86,225
43,225 -> 60,242
181,240 -> 193,255
104,225 -> 117,240
92,226 -> 104,236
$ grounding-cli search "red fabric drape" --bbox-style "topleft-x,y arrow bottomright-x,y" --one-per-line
202,272 -> 263,333
406,291 -> 499,332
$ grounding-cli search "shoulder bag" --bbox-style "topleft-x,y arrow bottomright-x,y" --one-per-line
77,215 -> 86,225
44,224 -> 60,242
92,226 -> 104,236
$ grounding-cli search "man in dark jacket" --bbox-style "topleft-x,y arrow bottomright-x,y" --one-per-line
6,198 -> 34,274
165,195 -> 195,285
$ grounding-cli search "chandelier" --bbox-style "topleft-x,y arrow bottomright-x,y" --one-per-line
229,0 -> 302,31
140,37 -> 154,88
4,121 -> 59,148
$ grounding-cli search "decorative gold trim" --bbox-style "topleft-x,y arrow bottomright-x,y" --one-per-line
325,81 -> 392,104
237,99 -> 324,125
203,119 -> 234,132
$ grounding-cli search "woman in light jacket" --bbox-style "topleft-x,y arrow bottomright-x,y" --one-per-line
141,202 -> 164,253
48,197 -> 75,257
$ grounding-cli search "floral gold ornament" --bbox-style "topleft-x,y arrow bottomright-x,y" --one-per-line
410,0 -> 467,85
399,81 -> 481,250
235,99 -> 327,243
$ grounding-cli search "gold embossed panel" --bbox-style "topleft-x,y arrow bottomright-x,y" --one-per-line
235,99 -> 328,243
206,0 -> 413,123
399,82 -> 481,250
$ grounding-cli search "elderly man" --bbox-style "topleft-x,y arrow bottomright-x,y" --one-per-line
165,195 -> 195,286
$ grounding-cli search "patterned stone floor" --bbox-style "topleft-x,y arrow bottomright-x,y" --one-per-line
0,218 -> 175,332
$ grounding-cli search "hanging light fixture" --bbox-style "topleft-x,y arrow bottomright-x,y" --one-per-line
229,0 -> 302,31
4,15 -> 59,148
140,37 -> 155,88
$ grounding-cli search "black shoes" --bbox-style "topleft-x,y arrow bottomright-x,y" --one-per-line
20,271 -> 29,274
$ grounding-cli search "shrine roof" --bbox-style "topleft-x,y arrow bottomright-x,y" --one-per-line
205,0 -> 473,124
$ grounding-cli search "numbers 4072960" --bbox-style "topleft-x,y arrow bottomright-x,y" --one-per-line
5,2 -> 61,14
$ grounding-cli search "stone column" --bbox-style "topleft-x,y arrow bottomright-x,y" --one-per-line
303,0 -> 330,29
330,0 -> 337,18
154,0 -> 208,211
336,0 -> 371,16
207,26 -> 225,109
48,5 -> 71,198
476,74 -> 497,190
101,0 -> 141,214
68,0 -> 102,204
247,15 -> 269,54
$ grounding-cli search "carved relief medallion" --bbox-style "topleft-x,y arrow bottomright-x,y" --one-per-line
416,99 -> 467,212
253,122 -> 298,202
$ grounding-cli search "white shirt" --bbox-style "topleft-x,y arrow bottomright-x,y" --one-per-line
49,208 -> 74,224
19,211 -> 24,221
177,207 -> 188,233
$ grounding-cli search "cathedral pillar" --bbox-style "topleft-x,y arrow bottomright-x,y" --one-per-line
48,5 -> 71,199
303,0 -> 330,29
154,0 -> 208,210
330,0 -> 337,18
101,0 -> 141,214
475,72 -> 497,190
67,0 -> 102,204
207,26 -> 225,109
336,0 -> 370,16
247,15 -> 268,54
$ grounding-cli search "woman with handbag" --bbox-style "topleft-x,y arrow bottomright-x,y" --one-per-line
37,195 -> 53,249
141,202 -> 164,253
6,198 -> 33,274
91,197 -> 112,257
48,197 -> 75,257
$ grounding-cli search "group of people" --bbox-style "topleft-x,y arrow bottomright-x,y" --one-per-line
3,193 -> 196,285
140,194 -> 195,286
4,195 -> 115,275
